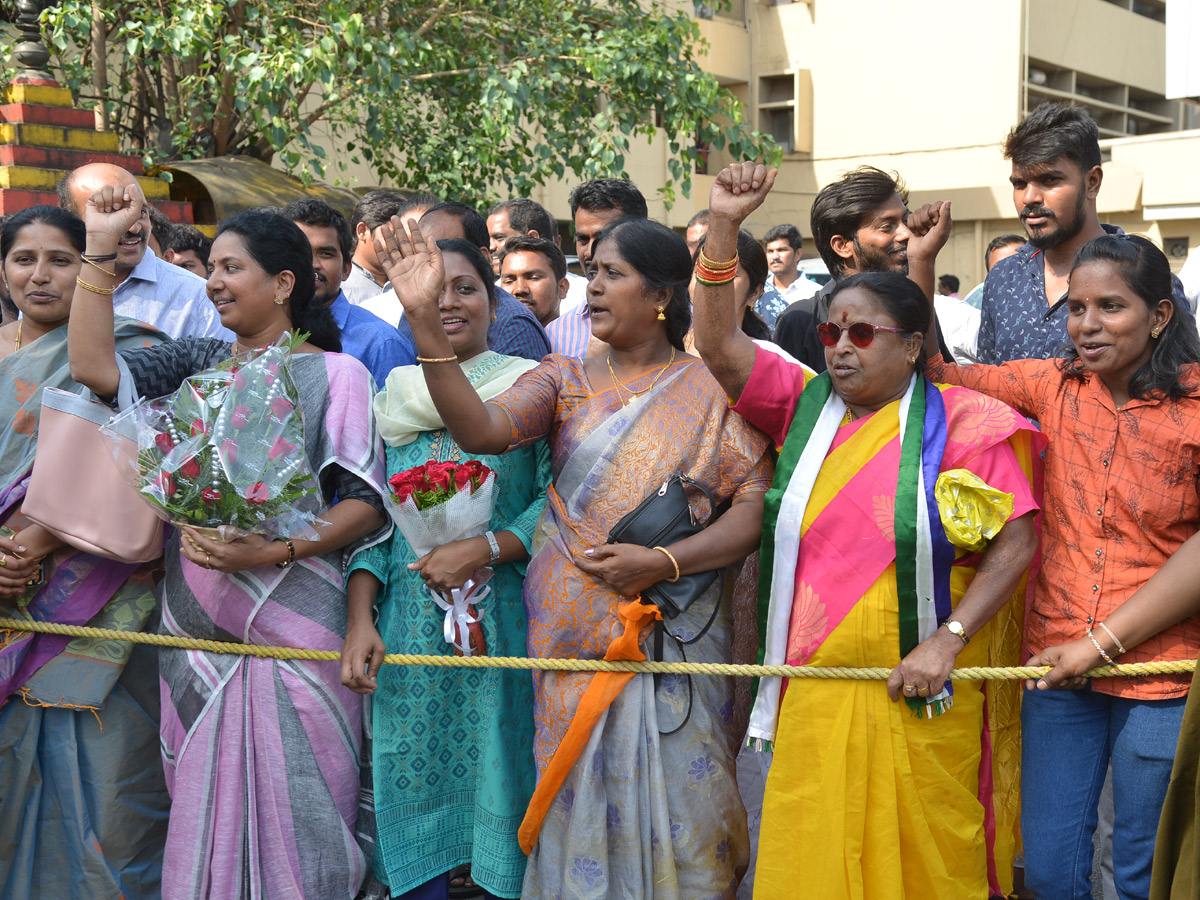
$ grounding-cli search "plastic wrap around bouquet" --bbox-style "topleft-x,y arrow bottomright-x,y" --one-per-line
103,335 -> 325,542
388,460 -> 497,657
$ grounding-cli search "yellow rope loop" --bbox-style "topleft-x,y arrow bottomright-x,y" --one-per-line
0,617 -> 1194,680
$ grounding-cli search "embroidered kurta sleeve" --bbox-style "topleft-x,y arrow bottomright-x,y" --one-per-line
499,440 -> 552,560
348,531 -> 393,591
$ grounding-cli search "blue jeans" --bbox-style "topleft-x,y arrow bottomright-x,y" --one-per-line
1020,688 -> 1186,900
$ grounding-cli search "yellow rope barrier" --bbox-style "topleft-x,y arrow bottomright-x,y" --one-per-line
2,617 -> 1195,681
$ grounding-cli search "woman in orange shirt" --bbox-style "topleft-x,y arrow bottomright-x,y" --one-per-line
926,234 -> 1200,900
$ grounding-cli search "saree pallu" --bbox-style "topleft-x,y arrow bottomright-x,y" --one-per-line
752,384 -> 1042,900
155,352 -> 390,900
492,356 -> 773,900
0,319 -> 169,900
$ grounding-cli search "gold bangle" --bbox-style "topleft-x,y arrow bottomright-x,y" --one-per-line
416,355 -> 458,364
697,248 -> 738,273
76,276 -> 115,295
653,545 -> 680,583
695,273 -> 737,287
82,257 -> 117,278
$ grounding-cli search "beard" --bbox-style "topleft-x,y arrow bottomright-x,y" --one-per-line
1023,191 -> 1087,250
852,238 -> 908,276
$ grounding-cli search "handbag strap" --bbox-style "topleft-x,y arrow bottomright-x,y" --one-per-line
112,353 -> 140,411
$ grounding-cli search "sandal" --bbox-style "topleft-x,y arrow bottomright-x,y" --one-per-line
448,864 -> 484,899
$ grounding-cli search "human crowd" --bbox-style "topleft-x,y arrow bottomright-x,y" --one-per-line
2,99 -> 1200,900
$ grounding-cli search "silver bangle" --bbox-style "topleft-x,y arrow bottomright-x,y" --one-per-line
484,530 -> 501,565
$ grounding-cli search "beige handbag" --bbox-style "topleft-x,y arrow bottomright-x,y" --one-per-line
23,356 -> 164,564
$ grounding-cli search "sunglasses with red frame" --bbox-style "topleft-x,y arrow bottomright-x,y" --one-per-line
816,321 -> 911,349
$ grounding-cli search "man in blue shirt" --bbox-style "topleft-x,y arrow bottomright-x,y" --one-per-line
979,102 -> 1194,364
282,198 -> 415,388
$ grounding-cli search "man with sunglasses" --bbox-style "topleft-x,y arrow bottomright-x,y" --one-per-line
773,166 -> 954,371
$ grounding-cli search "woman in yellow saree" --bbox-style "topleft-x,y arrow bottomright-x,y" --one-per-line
693,164 -> 1044,899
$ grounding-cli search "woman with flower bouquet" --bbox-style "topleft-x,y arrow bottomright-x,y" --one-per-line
68,183 -> 391,900
371,216 -> 773,900
340,238 -> 550,900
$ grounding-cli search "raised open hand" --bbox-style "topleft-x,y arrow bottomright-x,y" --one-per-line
708,162 -> 779,224
84,180 -> 146,248
373,216 -> 444,319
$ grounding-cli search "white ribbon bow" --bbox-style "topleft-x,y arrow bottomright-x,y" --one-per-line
429,576 -> 492,656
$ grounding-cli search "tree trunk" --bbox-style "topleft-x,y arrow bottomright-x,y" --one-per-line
90,0 -> 108,130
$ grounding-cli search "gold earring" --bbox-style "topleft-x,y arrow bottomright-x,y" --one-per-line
274,295 -> 288,306
1151,325 -> 1162,338
656,305 -> 666,321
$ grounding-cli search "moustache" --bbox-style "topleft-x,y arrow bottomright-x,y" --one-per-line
1020,207 -> 1054,221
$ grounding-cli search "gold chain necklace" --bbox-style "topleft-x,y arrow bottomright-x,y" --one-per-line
606,347 -> 676,406
13,319 -> 21,351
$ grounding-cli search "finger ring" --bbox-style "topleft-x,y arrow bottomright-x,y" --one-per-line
903,684 -> 915,693
0,554 -> 6,568
917,686 -> 931,696
205,552 -> 211,569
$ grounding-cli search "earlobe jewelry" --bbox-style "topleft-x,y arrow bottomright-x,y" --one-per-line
656,305 -> 666,321
1151,325 -> 1162,338
274,295 -> 288,305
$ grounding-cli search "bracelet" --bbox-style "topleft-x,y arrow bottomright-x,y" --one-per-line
82,257 -> 117,278
82,251 -> 119,262
484,530 -> 501,565
1086,628 -> 1116,666
274,538 -> 295,569
695,272 -> 737,287
77,276 -> 115,295
1096,621 -> 1127,656
416,355 -> 458,364
697,248 -> 738,275
653,545 -> 680,583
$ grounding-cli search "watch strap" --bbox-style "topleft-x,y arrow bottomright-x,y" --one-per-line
484,530 -> 501,565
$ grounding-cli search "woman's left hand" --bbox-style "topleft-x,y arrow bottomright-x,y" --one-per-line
574,543 -> 673,598
1025,639 -> 1099,691
886,630 -> 962,702
410,537 -> 491,593
180,526 -> 282,574
0,531 -> 42,596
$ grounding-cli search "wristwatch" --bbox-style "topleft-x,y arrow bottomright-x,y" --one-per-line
484,530 -> 501,565
943,620 -> 970,645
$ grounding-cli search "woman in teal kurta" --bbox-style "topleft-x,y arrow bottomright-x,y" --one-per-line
341,240 -> 550,900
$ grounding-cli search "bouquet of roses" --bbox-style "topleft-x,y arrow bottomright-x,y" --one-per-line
388,460 -> 497,656
105,335 -> 324,540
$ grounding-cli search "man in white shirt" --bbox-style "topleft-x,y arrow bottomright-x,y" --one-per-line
763,223 -> 821,304
57,164 -> 230,340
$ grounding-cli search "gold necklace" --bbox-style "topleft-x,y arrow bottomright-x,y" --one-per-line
13,319 -> 21,351
606,347 -> 676,404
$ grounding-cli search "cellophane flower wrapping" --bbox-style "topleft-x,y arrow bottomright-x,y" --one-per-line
104,335 -> 324,540
387,461 -> 497,655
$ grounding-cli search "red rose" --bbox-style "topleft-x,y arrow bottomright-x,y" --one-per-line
202,487 -> 221,503
453,467 -> 472,490
232,369 -> 247,390
244,482 -> 270,504
270,397 -> 294,420
389,471 -> 416,494
427,465 -> 451,491
154,472 -> 176,498
230,406 -> 251,429
221,439 -> 238,465
392,482 -> 415,503
179,456 -> 202,479
268,437 -> 295,462
154,433 -> 175,454
190,418 -> 208,437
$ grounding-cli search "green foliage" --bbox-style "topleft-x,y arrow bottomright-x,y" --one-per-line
40,0 -> 776,205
